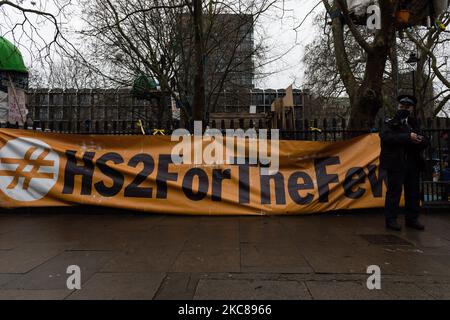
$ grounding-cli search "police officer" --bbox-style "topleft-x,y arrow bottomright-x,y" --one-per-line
379,95 -> 429,231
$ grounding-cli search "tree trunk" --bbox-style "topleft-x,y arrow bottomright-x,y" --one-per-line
348,49 -> 388,130
415,53 -> 434,122
415,61 -> 426,122
157,87 -> 173,130
192,0 -> 205,125
326,0 -> 398,131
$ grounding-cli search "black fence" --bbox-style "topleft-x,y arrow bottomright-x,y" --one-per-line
1,117 -> 449,209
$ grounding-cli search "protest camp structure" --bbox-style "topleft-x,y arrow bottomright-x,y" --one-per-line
0,37 -> 29,125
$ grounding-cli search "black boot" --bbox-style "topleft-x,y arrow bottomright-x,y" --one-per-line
386,219 -> 402,231
405,219 -> 425,231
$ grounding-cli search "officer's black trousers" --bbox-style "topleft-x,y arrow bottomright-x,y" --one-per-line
384,163 -> 421,222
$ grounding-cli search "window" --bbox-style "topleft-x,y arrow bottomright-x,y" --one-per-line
264,91 -> 276,106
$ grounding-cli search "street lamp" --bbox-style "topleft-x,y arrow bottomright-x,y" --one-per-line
406,52 -> 420,97
405,52 -> 421,119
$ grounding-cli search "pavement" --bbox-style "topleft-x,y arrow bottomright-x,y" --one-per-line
0,208 -> 450,300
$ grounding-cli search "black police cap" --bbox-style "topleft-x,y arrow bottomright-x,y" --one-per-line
397,94 -> 417,106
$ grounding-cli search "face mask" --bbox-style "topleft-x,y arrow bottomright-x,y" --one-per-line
396,109 -> 410,119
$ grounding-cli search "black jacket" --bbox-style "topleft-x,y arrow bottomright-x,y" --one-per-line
379,116 -> 429,171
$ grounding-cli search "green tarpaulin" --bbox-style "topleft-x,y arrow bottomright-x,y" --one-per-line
0,37 -> 28,74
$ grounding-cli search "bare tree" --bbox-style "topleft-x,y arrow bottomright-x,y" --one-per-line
319,0 -> 397,129
406,12 -> 450,117
303,12 -> 366,102
28,57 -> 109,89
318,0 -> 449,129
72,0 -> 275,128
0,1 -> 75,68
303,6 -> 450,123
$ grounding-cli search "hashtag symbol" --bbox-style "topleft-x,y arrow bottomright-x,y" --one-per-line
0,147 -> 55,190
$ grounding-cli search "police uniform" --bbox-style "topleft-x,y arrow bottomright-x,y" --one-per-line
379,95 -> 428,231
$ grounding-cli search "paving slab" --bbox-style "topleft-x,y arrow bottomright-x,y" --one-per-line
415,282 -> 450,299
298,243 -> 385,274
67,273 -> 166,300
0,213 -> 61,235
194,279 -> 312,300
0,245 -> 64,274
3,250 -> 114,290
306,280 -> 391,300
183,226 -> 239,250
154,216 -> 200,228
240,219 -> 292,244
111,225 -> 195,248
0,215 -> 119,249
0,211 -> 449,299
240,243 -> 313,273
381,282 -> 434,300
380,250 -> 450,276
154,273 -> 202,300
0,240 -> 14,251
0,274 -> 18,287
0,289 -> 72,300
171,247 -> 241,273
101,245 -> 184,273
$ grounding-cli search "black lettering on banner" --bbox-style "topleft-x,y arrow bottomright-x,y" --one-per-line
367,164 -> 386,197
182,168 -> 209,201
261,172 -> 286,205
212,169 -> 231,201
343,167 -> 366,199
156,154 -> 178,199
288,171 -> 314,205
314,157 -> 340,203
238,163 -> 250,204
63,151 -> 95,195
94,152 -> 124,197
124,154 -> 154,198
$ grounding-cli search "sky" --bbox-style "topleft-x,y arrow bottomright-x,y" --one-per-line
0,0 -> 322,89
256,0 -> 322,88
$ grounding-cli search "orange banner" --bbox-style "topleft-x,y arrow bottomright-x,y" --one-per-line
0,129 -> 386,215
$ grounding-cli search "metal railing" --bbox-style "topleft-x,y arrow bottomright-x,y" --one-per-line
1,117 -> 449,208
